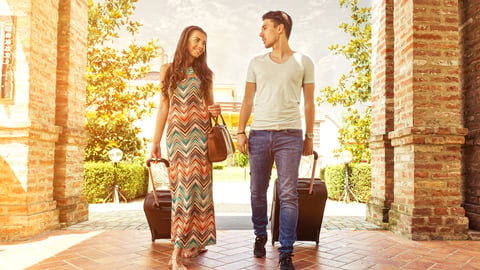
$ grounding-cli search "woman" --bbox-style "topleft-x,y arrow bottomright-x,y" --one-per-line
151,26 -> 220,270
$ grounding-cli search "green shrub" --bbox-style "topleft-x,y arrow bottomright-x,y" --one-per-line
320,167 -> 326,181
213,163 -> 225,170
234,151 -> 249,167
324,164 -> 346,201
350,163 -> 371,202
324,163 -> 371,203
83,162 -> 148,203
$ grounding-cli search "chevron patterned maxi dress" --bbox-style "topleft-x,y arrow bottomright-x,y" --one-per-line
166,67 -> 216,249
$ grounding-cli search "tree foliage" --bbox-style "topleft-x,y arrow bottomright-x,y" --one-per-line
317,0 -> 372,163
86,0 -> 160,162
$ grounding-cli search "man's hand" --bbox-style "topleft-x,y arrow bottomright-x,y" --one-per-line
302,139 -> 313,156
237,134 -> 249,155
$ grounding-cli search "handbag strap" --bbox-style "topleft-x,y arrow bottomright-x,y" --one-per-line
218,114 -> 227,125
210,114 -> 227,127
146,158 -> 170,206
309,151 -> 319,195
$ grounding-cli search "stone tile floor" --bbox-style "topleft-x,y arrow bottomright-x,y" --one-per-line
0,177 -> 477,270
64,199 -> 379,232
3,229 -> 480,269
2,197 -> 480,269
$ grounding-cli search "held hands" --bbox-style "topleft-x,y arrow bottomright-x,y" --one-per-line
208,103 -> 221,117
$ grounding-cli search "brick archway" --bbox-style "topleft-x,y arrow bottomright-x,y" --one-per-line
1,0 -> 479,241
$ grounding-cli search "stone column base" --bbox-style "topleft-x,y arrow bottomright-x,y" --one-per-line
0,200 -> 59,241
0,123 -> 62,241
464,203 -> 480,230
389,203 -> 469,240
366,196 -> 390,228
56,195 -> 89,226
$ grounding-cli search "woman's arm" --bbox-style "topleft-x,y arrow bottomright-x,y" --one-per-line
205,78 -> 221,116
150,64 -> 171,158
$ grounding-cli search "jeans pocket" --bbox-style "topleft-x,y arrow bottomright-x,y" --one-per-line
285,129 -> 302,137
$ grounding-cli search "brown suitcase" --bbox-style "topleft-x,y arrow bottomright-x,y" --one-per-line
271,151 -> 327,245
144,158 -> 171,242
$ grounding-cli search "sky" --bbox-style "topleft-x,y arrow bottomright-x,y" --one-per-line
118,0 -> 372,108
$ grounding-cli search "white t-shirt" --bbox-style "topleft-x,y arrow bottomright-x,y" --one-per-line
246,52 -> 315,130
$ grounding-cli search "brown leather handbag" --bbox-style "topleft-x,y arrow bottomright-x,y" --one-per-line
207,114 -> 235,162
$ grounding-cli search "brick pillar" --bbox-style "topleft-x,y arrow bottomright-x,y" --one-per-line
460,0 -> 480,230
0,0 -> 88,240
367,0 -> 395,227
388,0 -> 468,240
54,0 -> 88,225
0,0 -> 62,240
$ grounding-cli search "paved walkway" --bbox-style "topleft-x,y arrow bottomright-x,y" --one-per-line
3,182 -> 480,269
3,229 -> 480,269
67,201 -> 379,231
67,181 -> 379,231
66,197 -> 379,231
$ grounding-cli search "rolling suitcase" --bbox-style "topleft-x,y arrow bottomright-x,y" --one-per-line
271,151 -> 327,245
144,158 -> 171,242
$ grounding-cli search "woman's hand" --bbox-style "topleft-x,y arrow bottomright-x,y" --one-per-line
151,142 -> 162,159
208,103 -> 221,117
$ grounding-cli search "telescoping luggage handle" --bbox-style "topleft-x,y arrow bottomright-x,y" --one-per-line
147,158 -> 170,206
308,151 -> 319,195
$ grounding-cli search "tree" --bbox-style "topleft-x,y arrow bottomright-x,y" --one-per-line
317,0 -> 372,163
86,0 -> 160,162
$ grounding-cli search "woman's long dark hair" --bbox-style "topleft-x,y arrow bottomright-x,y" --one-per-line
162,26 -> 213,103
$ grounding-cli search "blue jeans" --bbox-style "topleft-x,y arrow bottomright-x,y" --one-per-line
248,129 -> 303,254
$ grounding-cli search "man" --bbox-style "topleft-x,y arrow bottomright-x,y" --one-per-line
237,10 -> 315,270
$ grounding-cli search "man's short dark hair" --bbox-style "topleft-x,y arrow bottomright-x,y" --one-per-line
262,11 -> 293,39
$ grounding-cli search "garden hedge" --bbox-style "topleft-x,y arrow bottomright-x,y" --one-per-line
83,162 -> 148,203
323,163 -> 371,203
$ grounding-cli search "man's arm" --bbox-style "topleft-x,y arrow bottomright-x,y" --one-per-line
237,82 -> 256,155
302,82 -> 315,156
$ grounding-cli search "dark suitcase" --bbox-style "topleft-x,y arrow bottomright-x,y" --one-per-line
271,151 -> 327,245
144,158 -> 171,242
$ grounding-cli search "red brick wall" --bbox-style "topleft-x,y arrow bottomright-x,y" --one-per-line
0,0 -> 61,241
368,0 -> 395,226
460,0 -> 480,230
368,0 -> 469,240
54,0 -> 88,225
0,0 -> 88,240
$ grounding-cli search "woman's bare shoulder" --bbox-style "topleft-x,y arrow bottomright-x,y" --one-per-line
160,63 -> 172,72
159,63 -> 172,79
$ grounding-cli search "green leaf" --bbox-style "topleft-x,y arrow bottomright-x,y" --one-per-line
86,0 -> 161,162
318,0 -> 372,163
